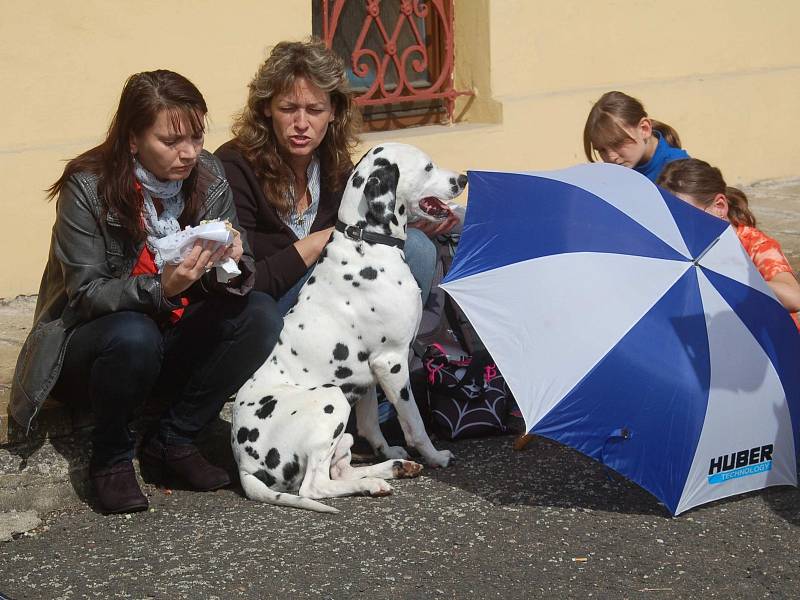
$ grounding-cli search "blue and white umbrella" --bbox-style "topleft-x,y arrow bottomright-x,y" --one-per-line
441,163 -> 800,515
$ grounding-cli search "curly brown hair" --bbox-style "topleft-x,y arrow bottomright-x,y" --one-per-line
231,38 -> 360,215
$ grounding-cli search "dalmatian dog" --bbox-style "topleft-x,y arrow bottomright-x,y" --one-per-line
232,143 -> 467,512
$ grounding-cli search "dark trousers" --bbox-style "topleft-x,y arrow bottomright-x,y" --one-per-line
54,292 -> 282,468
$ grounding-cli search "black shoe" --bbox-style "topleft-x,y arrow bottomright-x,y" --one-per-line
141,439 -> 231,491
90,461 -> 148,514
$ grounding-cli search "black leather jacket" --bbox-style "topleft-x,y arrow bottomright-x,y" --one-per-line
9,150 -> 255,431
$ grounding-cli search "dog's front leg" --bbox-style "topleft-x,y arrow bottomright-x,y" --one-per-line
355,386 -> 409,460
372,356 -> 453,468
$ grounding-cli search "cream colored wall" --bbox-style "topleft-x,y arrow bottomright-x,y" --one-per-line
0,0 -> 311,297
2,0 -> 799,297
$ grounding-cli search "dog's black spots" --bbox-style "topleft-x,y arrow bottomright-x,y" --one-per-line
245,446 -> 259,460
457,174 -> 468,188
288,308 -> 294,315
238,401 -> 244,406
390,214 -> 399,226
333,342 -> 350,360
379,267 -> 385,272
400,387 -> 410,401
425,162 -> 433,172
451,185 -> 460,194
333,422 -> 345,438
370,201 -> 386,215
351,323 -> 356,329
265,448 -> 281,469
254,469 -> 276,488
306,296 -> 310,301
329,360 -> 333,364
351,173 -> 365,188
345,300 -> 350,306
271,356 -> 278,364
324,404 -> 334,414
320,247 -> 328,259
291,410 -> 297,415
391,363 -> 402,374
237,427 -> 259,444
255,397 -> 278,419
276,493 -> 282,500
291,348 -> 298,356
335,366 -> 353,379
393,460 -> 404,469
353,385 -> 369,396
277,338 -> 283,346
247,402 -> 255,406
449,177 -> 457,185
373,146 -> 384,154
302,368 -> 309,373
370,307 -> 375,312
307,276 -> 315,285
343,274 -> 353,281
341,260 -> 348,265
397,281 -> 402,285
279,370 -> 284,375
381,336 -> 387,343
298,323 -> 305,330
340,383 -> 355,394
398,205 -> 405,215
352,282 -> 360,287
360,266 -> 378,280
358,335 -> 363,340
323,383 -> 335,388
283,455 -> 300,483
309,386 -> 317,391
358,351 -> 369,362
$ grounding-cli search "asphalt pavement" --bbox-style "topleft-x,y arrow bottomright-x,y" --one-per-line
1,432 -> 799,599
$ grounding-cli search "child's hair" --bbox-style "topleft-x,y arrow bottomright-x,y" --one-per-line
583,91 -> 682,162
657,158 -> 757,227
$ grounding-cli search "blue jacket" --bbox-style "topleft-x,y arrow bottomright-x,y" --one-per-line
634,132 -> 689,182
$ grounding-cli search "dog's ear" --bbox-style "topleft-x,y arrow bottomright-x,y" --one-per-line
363,161 -> 399,232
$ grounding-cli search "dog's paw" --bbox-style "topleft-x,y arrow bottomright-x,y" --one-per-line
363,478 -> 393,497
425,449 -> 454,468
380,445 -> 410,460
391,460 -> 423,479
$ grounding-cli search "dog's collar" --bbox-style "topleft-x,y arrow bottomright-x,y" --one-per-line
335,220 -> 405,250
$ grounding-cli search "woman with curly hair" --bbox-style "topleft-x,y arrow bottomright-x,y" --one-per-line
215,39 -> 453,313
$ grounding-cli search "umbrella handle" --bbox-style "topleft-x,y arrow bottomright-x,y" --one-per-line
601,428 -> 632,482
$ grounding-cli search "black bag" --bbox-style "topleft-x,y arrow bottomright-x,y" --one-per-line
423,344 -> 510,440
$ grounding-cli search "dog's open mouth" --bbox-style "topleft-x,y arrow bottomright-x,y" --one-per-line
419,197 -> 451,221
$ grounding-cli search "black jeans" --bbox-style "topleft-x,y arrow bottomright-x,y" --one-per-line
54,292 -> 282,468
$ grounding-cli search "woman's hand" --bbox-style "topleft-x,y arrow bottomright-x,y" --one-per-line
161,240 -> 227,298
294,227 -> 334,267
222,228 -> 244,264
409,211 -> 460,238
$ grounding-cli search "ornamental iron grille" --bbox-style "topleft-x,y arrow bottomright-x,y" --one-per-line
314,0 -> 471,129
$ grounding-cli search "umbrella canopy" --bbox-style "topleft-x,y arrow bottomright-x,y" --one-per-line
441,163 -> 800,515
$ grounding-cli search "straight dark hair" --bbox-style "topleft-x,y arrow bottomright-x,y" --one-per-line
48,70 -> 209,242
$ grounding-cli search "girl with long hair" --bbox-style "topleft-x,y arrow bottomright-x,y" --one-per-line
657,158 -> 800,328
11,70 -> 282,513
215,39 -> 456,312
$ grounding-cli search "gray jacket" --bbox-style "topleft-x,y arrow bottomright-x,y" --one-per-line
9,150 -> 255,431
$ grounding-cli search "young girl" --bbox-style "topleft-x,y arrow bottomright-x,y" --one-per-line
584,91 -> 689,182
657,158 -> 800,330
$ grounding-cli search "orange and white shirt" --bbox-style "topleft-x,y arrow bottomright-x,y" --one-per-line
736,224 -> 799,330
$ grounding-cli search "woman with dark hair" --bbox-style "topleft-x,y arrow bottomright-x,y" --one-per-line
10,70 -> 282,514
215,39 -> 457,312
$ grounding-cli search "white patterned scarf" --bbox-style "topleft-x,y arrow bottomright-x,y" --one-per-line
134,157 -> 185,271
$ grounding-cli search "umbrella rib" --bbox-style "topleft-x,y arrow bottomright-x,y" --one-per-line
693,236 -> 721,267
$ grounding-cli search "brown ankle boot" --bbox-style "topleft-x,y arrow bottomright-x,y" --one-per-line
141,439 -> 231,491
90,460 -> 148,514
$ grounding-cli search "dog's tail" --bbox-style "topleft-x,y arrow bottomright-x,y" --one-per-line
240,471 -> 339,514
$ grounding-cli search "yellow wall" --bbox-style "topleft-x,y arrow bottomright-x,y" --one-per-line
2,0 -> 799,297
